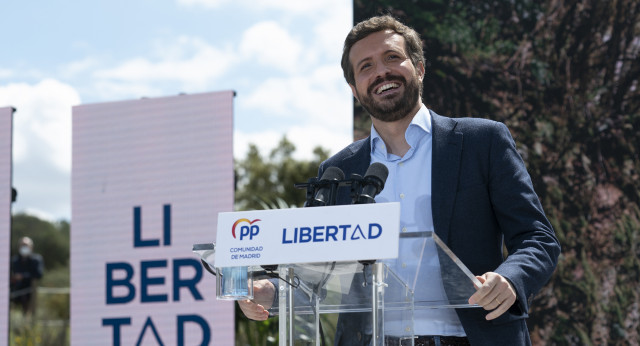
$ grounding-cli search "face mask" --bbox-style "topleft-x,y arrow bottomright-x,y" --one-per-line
19,246 -> 32,256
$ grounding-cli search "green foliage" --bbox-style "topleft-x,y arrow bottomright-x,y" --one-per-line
235,136 -> 329,211
10,214 -> 71,345
39,268 -> 70,321
9,308 -> 69,346
235,303 -> 279,346
11,213 -> 70,272
354,0 -> 640,344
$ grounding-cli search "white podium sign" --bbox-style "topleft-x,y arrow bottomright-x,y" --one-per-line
215,203 -> 400,267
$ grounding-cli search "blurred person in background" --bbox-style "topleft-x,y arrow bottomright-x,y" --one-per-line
10,236 -> 44,316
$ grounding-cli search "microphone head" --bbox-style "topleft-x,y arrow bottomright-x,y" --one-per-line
320,166 -> 345,182
356,163 -> 388,204
364,162 -> 389,187
310,166 -> 345,207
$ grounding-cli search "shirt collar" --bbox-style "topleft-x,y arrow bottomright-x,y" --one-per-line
370,105 -> 432,157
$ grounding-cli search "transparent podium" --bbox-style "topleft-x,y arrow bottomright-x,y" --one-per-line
194,231 -> 481,346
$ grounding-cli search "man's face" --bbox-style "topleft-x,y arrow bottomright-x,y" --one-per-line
19,239 -> 32,257
349,30 -> 424,122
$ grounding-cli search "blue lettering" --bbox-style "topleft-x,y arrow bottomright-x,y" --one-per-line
325,225 -> 338,241
141,260 -> 168,303
102,317 -> 131,346
313,226 -> 324,242
133,205 -> 172,247
282,228 -> 293,244
136,317 -> 164,345
238,225 -> 260,240
351,225 -> 366,240
368,223 -> 382,239
106,262 -> 135,304
163,204 -> 171,245
250,225 -> 259,239
177,314 -> 211,346
339,225 -> 351,240
299,227 -> 312,243
280,224 -> 381,243
134,206 -> 160,247
107,259 -> 205,307
240,225 -> 250,240
173,258 -> 203,301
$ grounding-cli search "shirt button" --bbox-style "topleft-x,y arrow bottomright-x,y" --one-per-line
402,263 -> 407,268
399,162 -> 404,167
400,193 -> 405,199
402,227 -> 407,233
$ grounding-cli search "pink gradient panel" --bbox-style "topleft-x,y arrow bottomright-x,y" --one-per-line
71,92 -> 235,345
0,107 -> 13,346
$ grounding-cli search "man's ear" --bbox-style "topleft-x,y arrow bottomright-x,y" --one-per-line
349,84 -> 359,102
417,62 -> 426,82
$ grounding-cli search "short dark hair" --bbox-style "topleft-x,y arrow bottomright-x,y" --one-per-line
341,15 -> 425,86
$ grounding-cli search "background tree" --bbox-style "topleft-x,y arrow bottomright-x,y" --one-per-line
11,214 -> 70,276
10,213 -> 71,345
235,136 -> 329,211
354,0 -> 640,344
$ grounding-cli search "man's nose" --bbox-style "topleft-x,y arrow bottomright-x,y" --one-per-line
373,60 -> 391,79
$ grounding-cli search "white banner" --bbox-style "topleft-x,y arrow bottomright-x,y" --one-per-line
0,106 -> 14,346
71,91 -> 234,345
215,203 -> 400,267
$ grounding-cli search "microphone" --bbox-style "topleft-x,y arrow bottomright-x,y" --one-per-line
354,163 -> 388,268
356,162 -> 389,204
308,166 -> 345,207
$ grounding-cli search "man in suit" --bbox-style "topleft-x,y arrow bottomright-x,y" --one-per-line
240,15 -> 560,345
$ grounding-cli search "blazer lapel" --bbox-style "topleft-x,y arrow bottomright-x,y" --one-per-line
341,137 -> 371,177
430,110 -> 463,244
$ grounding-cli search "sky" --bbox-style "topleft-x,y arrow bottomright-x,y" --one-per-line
0,0 -> 354,221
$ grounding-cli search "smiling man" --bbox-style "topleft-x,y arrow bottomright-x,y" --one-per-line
349,29 -> 424,125
239,15 -> 560,346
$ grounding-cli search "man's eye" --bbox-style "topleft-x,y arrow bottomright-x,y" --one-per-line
360,63 -> 371,71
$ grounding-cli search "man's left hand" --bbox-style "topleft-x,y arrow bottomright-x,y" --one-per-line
468,272 -> 516,320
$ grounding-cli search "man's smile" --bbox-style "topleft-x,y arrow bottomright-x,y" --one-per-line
368,77 -> 405,97
375,82 -> 401,95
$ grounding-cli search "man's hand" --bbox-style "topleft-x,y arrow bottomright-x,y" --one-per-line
237,279 -> 276,321
468,272 -> 516,320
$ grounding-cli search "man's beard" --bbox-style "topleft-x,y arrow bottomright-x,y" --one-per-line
357,72 -> 422,122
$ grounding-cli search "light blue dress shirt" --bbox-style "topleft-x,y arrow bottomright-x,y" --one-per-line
371,105 -> 466,336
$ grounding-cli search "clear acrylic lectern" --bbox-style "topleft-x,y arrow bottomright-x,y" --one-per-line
193,232 -> 481,346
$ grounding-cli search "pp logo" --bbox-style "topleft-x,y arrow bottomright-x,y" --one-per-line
232,218 -> 261,240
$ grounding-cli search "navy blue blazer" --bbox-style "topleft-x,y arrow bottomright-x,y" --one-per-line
320,110 -> 561,345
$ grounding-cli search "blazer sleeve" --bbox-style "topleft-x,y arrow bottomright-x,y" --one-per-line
487,122 -> 561,314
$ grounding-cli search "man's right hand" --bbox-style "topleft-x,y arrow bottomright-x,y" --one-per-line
237,279 -> 276,321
